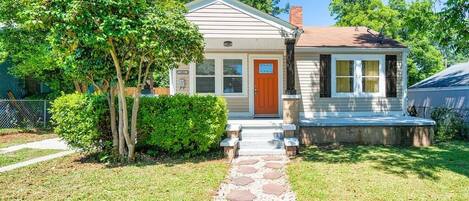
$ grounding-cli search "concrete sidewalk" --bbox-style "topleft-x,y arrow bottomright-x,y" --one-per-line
0,138 -> 74,173
0,138 -> 70,154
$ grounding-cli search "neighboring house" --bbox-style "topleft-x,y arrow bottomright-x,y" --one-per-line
0,60 -> 49,99
171,0 -> 435,153
408,62 -> 469,122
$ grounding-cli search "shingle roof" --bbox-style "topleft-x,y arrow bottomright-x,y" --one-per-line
297,26 -> 406,48
410,62 -> 469,89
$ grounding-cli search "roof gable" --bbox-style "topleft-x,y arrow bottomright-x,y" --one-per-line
186,0 -> 296,37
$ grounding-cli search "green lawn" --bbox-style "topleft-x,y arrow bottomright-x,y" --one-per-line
287,141 -> 469,201
0,132 -> 57,148
0,153 -> 229,200
0,148 -> 63,167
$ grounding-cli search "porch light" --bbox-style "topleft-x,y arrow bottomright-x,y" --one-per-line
223,41 -> 233,47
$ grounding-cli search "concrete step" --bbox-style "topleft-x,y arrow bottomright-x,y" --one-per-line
239,139 -> 284,150
241,128 -> 284,140
238,149 -> 286,156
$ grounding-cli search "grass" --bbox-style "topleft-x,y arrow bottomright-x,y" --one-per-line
0,148 -> 63,167
287,141 -> 469,201
0,130 -> 57,148
0,152 -> 229,200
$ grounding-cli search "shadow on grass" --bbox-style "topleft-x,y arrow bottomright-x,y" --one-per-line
76,149 -> 226,169
300,141 -> 469,180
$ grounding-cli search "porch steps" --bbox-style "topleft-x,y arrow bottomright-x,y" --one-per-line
237,123 -> 286,156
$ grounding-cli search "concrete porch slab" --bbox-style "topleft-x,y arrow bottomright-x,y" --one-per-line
300,116 -> 435,127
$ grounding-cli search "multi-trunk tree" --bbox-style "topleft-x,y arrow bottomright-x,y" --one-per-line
0,0 -> 205,161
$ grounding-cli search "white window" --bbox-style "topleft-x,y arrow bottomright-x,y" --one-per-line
223,59 -> 243,94
195,59 -> 216,94
332,54 -> 385,97
191,54 -> 247,96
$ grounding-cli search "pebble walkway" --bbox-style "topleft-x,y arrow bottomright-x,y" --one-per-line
215,155 -> 296,201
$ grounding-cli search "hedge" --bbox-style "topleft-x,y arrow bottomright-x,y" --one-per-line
50,93 -> 109,152
50,93 -> 228,156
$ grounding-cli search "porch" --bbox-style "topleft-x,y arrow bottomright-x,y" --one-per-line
221,116 -> 435,159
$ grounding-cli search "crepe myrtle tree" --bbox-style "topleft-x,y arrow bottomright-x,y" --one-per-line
48,0 -> 204,160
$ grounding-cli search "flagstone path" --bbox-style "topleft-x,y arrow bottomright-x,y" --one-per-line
215,155 -> 296,201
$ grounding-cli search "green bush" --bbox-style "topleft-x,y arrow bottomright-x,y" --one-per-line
50,93 -> 109,152
431,107 -> 465,142
50,93 -> 228,156
138,94 -> 228,156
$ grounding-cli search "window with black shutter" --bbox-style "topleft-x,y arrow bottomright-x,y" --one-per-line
320,54 -> 331,97
385,55 -> 397,97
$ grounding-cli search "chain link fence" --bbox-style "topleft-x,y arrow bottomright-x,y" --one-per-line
0,100 -> 50,129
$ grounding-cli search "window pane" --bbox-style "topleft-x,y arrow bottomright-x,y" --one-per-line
223,59 -> 242,75
196,59 -> 215,75
336,61 -> 354,76
363,61 -> 379,76
363,77 -> 379,93
196,77 -> 215,93
224,77 -> 243,93
336,77 -> 354,93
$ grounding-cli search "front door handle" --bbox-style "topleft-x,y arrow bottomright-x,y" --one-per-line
254,88 -> 258,96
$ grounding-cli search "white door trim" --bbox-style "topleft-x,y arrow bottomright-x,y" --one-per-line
248,54 -> 284,117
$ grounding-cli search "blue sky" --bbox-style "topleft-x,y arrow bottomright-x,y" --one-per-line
277,0 -> 448,27
278,0 -> 336,27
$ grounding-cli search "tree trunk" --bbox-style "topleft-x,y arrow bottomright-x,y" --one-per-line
149,71 -> 155,95
107,88 -> 118,154
108,39 -> 131,159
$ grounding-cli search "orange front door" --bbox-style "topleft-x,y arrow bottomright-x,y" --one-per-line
254,60 -> 279,115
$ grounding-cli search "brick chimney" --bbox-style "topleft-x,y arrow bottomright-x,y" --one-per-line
289,6 -> 303,29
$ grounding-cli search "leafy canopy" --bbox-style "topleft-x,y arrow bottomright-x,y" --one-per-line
330,0 -> 447,85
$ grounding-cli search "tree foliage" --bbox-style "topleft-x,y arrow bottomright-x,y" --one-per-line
329,0 -> 468,85
1,0 -> 205,161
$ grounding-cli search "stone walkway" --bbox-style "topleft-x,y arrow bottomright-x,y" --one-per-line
215,155 -> 296,201
0,138 -> 73,173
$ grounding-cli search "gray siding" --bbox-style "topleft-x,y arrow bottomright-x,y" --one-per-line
296,52 -> 403,115
186,2 -> 283,38
408,89 -> 468,109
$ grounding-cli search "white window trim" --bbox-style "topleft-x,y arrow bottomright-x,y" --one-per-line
190,53 -> 248,97
331,54 -> 386,98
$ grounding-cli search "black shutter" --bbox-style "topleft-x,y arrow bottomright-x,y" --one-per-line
385,55 -> 397,97
320,54 -> 331,98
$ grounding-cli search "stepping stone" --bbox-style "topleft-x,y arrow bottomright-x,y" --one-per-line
227,190 -> 256,201
262,156 -> 284,161
232,176 -> 255,186
237,159 -> 259,165
265,162 -> 283,169
237,166 -> 258,174
262,183 -> 287,196
263,172 -> 283,180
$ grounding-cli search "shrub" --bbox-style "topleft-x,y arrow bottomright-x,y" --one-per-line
51,93 -> 228,156
138,94 -> 228,156
50,93 -> 109,152
431,107 -> 465,142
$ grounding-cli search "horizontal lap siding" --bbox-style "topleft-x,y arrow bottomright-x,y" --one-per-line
296,53 -> 403,113
186,2 -> 282,38
225,97 -> 249,112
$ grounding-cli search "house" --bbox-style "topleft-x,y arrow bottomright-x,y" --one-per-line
0,60 -> 50,99
408,62 -> 469,122
170,0 -> 435,156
